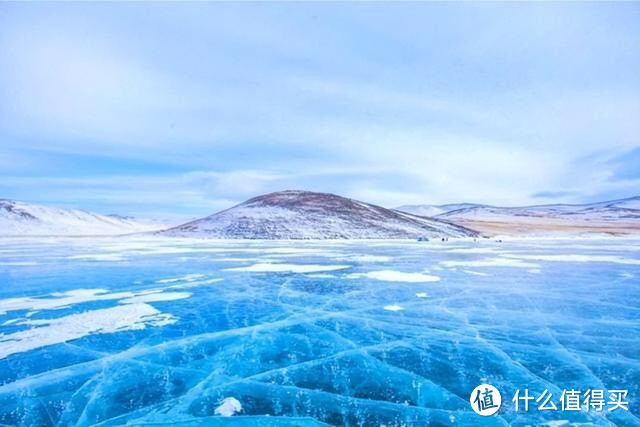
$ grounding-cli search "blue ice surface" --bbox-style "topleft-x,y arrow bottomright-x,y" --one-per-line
0,236 -> 638,426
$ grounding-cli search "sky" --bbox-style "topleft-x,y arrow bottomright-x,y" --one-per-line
0,2 -> 639,220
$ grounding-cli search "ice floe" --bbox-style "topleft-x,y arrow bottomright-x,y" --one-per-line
383,305 -> 404,311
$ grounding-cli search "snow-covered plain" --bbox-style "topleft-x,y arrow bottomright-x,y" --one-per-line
0,236 -> 638,426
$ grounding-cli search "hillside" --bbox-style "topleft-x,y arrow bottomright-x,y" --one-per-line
435,197 -> 640,236
161,190 -> 478,239
0,199 -> 166,236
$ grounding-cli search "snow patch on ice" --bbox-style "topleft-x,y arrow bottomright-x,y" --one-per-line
462,270 -> 489,276
0,303 -> 176,359
264,248 -> 340,256
415,292 -> 428,298
445,247 -> 501,254
118,292 -> 191,304
165,278 -> 224,289
440,257 -> 539,269
67,254 -> 126,262
0,285 -> 196,315
225,263 -> 350,273
306,273 -> 337,279
383,305 -> 404,312
155,274 -> 206,284
540,421 -> 570,427
347,270 -> 440,283
342,255 -> 392,262
0,289 -> 129,314
214,397 -> 242,417
503,253 -> 640,265
0,261 -> 39,266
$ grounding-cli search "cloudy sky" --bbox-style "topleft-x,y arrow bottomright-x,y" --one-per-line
1,2 -> 638,219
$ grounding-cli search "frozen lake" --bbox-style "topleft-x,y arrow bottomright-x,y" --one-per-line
0,237 -> 638,426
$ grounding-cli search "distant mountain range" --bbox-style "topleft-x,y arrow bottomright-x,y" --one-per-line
161,190 -> 477,239
2,193 -> 639,238
397,197 -> 640,236
395,203 -> 487,217
0,199 -> 167,236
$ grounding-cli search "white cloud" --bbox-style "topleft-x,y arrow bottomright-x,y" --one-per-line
1,3 -> 638,212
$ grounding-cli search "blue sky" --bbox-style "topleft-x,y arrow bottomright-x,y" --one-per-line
1,2 -> 638,219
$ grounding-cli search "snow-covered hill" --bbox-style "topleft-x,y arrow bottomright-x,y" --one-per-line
396,203 -> 487,217
438,197 -> 640,220
0,199 -> 166,236
435,196 -> 640,236
161,190 -> 478,239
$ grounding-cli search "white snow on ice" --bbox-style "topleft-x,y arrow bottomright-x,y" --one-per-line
0,261 -> 39,266
348,270 -> 440,283
0,303 -> 176,359
0,286 -> 195,315
118,292 -> 192,304
67,254 -> 127,262
503,254 -> 640,265
155,274 -> 206,284
214,397 -> 243,416
341,255 -> 392,262
225,263 -> 350,273
445,248 -> 502,254
462,270 -> 489,276
165,278 -> 224,289
439,258 -> 539,269
0,289 -> 126,314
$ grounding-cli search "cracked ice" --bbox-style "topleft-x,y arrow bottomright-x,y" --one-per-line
0,236 -> 638,426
